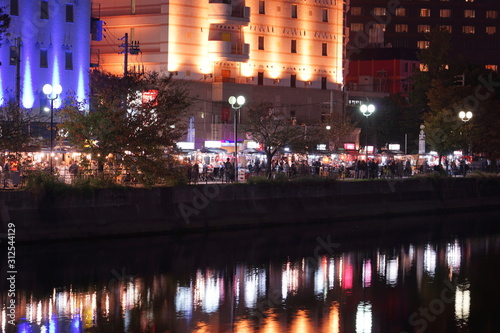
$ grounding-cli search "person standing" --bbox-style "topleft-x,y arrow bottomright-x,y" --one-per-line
224,158 -> 232,183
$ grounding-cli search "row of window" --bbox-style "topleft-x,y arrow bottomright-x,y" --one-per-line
351,23 -> 497,35
257,36 -> 329,56
9,0 -> 75,22
351,7 -> 498,19
258,0 -> 330,22
9,47 -> 74,70
255,72 -> 330,89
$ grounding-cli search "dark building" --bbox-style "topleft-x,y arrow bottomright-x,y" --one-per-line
346,0 -> 500,71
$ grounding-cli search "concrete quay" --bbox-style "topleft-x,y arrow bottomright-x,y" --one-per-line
1,177 -> 499,242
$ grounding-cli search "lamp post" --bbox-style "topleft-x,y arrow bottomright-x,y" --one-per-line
43,83 -> 63,174
360,104 -> 375,160
228,95 -> 245,183
459,111 -> 473,156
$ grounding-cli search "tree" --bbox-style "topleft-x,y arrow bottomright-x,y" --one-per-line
322,113 -> 357,151
60,70 -> 194,185
0,101 -> 43,153
0,7 -> 10,43
243,101 -> 307,178
410,28 -> 455,113
423,109 -> 462,166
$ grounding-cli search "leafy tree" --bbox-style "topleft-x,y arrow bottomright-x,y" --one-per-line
0,101 -> 43,153
243,101 -> 307,178
322,113 -> 357,151
423,108 -> 462,166
0,7 -> 10,43
410,28 -> 458,114
60,70 -> 194,185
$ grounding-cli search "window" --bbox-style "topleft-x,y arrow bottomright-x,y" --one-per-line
373,8 -> 386,16
417,41 -> 430,49
485,65 -> 498,72
418,25 -> 431,33
351,7 -> 362,15
40,49 -> 48,68
486,26 -> 497,35
395,24 -> 408,33
395,8 -> 406,16
440,9 -> 451,18
66,4 -> 74,22
259,1 -> 265,15
321,77 -> 327,90
10,0 -> 19,16
65,51 -> 73,70
258,36 -> 264,50
291,74 -> 296,88
486,11 -> 498,19
420,9 -> 431,17
464,10 -> 475,18
322,43 -> 327,56
41,1 -> 49,20
372,24 -> 386,32
440,25 -> 452,33
292,4 -> 297,18
322,9 -> 328,22
291,40 -> 297,53
463,26 -> 475,34
350,23 -> 363,32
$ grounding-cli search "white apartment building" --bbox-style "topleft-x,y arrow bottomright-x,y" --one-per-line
92,0 -> 347,149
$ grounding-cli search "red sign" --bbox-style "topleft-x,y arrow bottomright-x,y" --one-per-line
142,90 -> 158,106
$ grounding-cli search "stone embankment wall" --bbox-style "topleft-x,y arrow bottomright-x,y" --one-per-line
1,178 -> 499,242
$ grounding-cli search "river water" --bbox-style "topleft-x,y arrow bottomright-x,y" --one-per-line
2,210 -> 500,333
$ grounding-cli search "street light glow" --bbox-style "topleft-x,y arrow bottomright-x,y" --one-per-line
44,83 -> 63,174
229,95 -> 246,183
360,103 -> 376,160
459,111 -> 473,122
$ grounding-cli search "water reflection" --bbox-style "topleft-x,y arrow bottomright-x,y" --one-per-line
2,215 -> 500,332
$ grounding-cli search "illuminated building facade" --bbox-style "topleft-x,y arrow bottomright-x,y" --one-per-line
0,0 -> 91,110
346,0 -> 500,71
91,0 -> 346,148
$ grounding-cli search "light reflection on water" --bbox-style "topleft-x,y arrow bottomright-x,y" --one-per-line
2,213 -> 500,332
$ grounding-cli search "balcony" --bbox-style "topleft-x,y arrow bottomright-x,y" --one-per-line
208,2 -> 250,25
208,40 -> 250,61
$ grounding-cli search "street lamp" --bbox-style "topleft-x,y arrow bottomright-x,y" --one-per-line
228,95 -> 245,183
43,83 -> 63,174
459,111 -> 473,156
459,111 -> 473,123
360,103 -> 375,160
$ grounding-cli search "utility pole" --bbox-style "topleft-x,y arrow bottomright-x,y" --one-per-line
121,33 -> 129,76
119,33 -> 141,77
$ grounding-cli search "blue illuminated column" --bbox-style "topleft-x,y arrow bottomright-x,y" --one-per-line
228,95 -> 245,183
43,83 -> 62,174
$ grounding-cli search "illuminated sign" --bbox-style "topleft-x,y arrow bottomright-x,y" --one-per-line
388,144 -> 400,151
247,141 -> 259,148
317,144 -> 327,151
454,151 -> 463,155
367,146 -> 374,153
142,90 -> 158,105
344,143 -> 356,150
205,141 -> 222,148
177,142 -> 194,150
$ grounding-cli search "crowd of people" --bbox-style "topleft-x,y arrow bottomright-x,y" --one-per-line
182,154 -> 484,184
